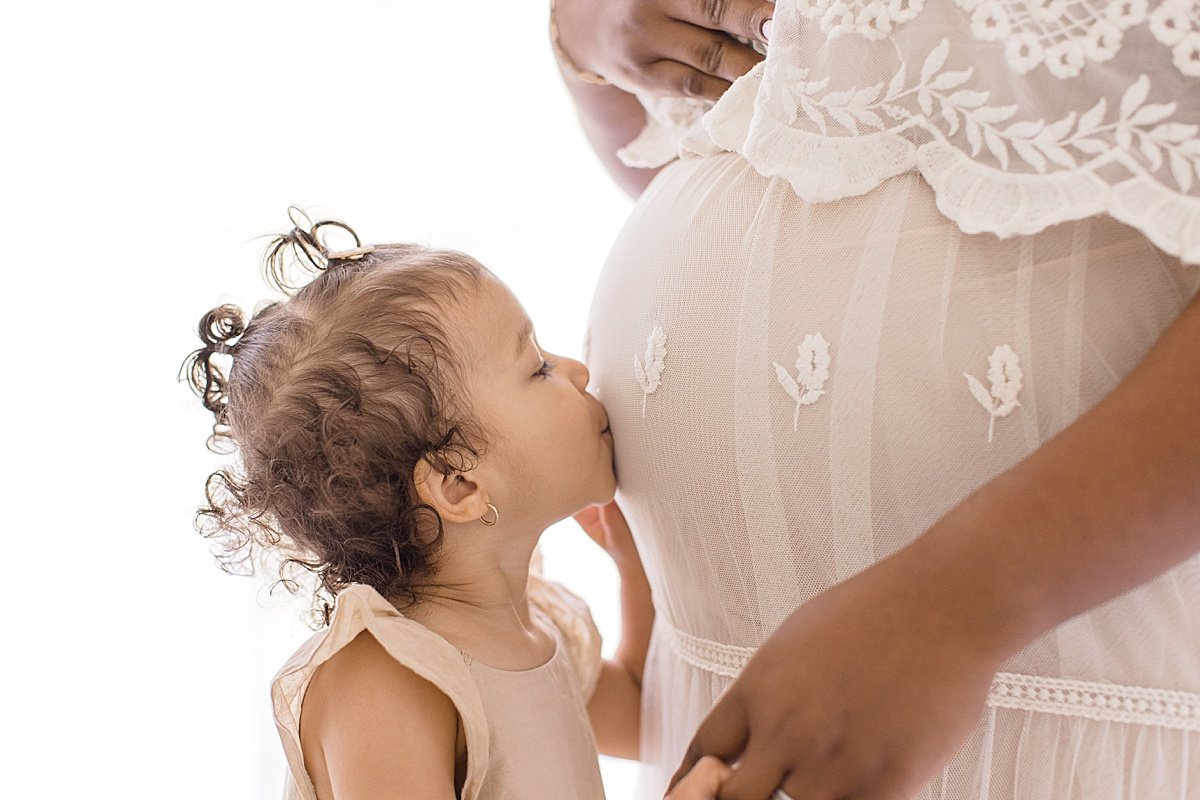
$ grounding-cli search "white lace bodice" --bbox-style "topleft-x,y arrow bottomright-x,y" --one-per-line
620,0 -> 1200,263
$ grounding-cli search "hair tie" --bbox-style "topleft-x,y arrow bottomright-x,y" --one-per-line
264,208 -> 373,294
327,245 -> 376,261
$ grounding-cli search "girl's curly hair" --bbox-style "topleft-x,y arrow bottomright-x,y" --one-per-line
182,210 -> 490,624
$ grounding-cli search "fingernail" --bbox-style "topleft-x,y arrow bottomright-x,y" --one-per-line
761,17 -> 772,41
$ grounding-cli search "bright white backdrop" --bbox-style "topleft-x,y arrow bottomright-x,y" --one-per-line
1,1 -> 639,797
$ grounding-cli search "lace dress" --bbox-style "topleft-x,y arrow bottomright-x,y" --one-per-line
584,2 -> 1200,797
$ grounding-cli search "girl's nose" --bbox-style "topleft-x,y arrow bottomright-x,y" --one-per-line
568,356 -> 590,390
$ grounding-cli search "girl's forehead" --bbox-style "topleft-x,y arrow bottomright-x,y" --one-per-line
457,277 -> 532,363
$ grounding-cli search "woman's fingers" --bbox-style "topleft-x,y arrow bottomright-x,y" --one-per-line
659,25 -> 764,84
668,694 -> 750,793
666,755 -> 732,799
552,0 -> 769,98
670,0 -> 775,44
645,59 -> 734,102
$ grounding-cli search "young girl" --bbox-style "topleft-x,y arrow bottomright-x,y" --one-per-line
184,212 -> 727,800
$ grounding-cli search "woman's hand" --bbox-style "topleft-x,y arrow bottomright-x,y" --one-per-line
574,500 -> 642,572
553,0 -> 775,101
669,545 -> 1010,800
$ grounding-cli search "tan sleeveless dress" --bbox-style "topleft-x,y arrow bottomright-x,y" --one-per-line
271,578 -> 607,800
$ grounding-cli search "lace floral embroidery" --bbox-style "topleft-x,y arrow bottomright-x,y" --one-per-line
798,0 -> 927,40
780,39 -> 1200,187
952,0 -> 1200,78
633,326 -> 668,417
798,0 -> 1200,76
773,333 -> 832,430
1150,0 -> 1200,75
964,344 -> 1024,443
736,33 -> 1200,258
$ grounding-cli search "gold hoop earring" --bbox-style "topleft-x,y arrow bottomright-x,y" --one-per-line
479,503 -> 499,526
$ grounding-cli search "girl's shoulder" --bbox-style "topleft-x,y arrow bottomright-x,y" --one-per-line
527,575 -> 604,701
271,584 -> 491,800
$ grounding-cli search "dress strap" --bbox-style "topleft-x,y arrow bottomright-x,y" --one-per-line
659,619 -> 1200,731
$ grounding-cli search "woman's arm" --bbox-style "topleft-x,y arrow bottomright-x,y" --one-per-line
558,68 -> 661,200
920,286 -> 1200,651
672,288 -> 1200,799
300,631 -> 461,800
575,501 -> 655,759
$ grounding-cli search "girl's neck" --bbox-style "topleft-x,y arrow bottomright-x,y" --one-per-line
404,532 -> 560,671
412,530 -> 541,632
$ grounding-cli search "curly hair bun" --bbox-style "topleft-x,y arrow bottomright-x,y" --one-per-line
264,206 -> 372,295
181,303 -> 249,446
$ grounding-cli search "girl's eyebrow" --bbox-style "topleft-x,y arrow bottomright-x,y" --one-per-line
513,321 -> 534,360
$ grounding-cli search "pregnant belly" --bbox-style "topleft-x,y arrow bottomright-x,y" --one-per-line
584,150 -> 1200,655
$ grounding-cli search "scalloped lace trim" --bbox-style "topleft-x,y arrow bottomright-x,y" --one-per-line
709,48 -> 1200,261
661,620 -> 1200,730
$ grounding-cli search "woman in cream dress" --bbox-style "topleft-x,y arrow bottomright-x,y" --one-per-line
555,0 -> 1200,797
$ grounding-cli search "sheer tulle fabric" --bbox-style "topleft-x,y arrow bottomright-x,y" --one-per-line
585,153 -> 1200,798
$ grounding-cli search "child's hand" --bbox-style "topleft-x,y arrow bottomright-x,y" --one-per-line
573,500 -> 641,573
665,755 -> 731,800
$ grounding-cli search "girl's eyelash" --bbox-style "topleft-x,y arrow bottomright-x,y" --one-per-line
535,358 -> 558,379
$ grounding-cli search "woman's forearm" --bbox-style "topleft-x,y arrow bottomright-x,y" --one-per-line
558,65 -> 662,199
905,287 -> 1200,663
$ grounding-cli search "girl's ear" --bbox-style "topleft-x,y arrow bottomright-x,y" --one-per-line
412,458 -> 489,525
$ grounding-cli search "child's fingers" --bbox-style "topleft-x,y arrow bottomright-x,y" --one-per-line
598,500 -> 632,536
574,504 -> 615,553
573,505 -> 601,531
665,755 -> 731,800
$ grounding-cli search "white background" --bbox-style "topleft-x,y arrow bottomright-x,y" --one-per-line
1,1 -> 640,796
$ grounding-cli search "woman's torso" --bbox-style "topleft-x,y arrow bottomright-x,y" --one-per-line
585,152 -> 1200,798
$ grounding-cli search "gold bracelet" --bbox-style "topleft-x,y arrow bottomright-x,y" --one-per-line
549,0 -> 610,86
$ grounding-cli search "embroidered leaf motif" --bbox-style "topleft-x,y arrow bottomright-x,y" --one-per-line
773,333 -> 832,431
963,344 -> 1023,444
922,38 -> 951,83
786,21 -> 1199,190
1120,75 -> 1150,121
633,325 -> 667,418
965,373 -> 994,409
774,363 -> 801,402
1077,98 -> 1107,135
